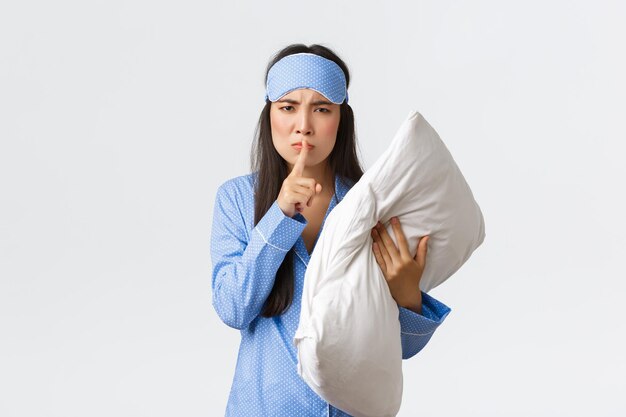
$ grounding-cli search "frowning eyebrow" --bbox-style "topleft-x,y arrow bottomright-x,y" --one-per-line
277,98 -> 334,106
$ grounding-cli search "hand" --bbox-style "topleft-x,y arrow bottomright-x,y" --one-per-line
371,216 -> 430,312
276,138 -> 323,217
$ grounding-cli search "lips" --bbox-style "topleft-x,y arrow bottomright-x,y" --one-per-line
292,142 -> 314,150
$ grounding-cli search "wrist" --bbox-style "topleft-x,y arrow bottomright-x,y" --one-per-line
399,293 -> 422,315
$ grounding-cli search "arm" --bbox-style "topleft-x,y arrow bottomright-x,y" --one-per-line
397,291 -> 451,360
370,218 -> 451,359
210,181 -> 307,330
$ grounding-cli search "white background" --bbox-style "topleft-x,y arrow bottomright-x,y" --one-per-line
1,1 -> 625,416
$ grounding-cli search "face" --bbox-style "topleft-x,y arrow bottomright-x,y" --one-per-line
269,88 -> 341,170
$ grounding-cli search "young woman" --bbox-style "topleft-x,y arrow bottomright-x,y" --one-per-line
210,43 -> 451,417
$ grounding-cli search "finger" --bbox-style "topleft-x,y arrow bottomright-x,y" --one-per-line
287,189 -> 312,208
290,138 -> 309,177
390,217 -> 411,259
292,183 -> 315,200
291,183 -> 315,208
292,176 -> 318,190
371,241 -> 387,274
375,221 -> 400,262
414,236 -> 429,269
292,177 -> 319,201
307,184 -> 323,207
372,228 -> 393,269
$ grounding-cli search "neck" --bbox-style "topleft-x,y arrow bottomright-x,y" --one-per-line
287,160 -> 335,195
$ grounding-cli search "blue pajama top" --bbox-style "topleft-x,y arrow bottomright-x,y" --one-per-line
210,172 -> 451,417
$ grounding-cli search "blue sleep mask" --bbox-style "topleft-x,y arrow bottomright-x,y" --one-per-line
264,52 -> 349,104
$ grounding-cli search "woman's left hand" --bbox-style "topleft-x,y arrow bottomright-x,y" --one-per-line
371,217 -> 430,314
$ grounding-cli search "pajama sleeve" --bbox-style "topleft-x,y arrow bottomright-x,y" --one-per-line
397,291 -> 451,360
210,181 -> 307,330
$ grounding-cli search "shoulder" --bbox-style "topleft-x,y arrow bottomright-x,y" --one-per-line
216,172 -> 256,198
214,173 -> 257,226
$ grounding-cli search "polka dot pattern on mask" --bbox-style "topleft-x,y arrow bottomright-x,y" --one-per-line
265,52 -> 349,104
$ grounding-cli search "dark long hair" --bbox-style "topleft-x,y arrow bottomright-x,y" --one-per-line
251,44 -> 364,317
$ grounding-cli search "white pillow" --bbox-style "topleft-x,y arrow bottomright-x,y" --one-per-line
293,110 -> 486,417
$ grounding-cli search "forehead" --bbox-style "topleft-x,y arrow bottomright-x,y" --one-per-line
281,88 -> 329,102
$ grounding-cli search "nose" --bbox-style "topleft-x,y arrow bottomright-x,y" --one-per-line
296,112 -> 313,136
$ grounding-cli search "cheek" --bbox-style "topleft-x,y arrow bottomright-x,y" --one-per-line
274,119 -> 289,134
269,115 -> 292,160
321,117 -> 340,150
323,116 -> 340,136
270,109 -> 290,136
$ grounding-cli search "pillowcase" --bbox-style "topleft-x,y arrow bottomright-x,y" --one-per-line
293,110 -> 486,417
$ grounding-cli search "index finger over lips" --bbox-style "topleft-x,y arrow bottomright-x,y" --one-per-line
290,138 -> 309,177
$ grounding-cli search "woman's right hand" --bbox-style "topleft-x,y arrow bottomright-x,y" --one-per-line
277,138 -> 323,218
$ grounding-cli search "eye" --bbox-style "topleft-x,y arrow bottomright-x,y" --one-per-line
316,108 -> 330,113
280,105 -> 294,111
